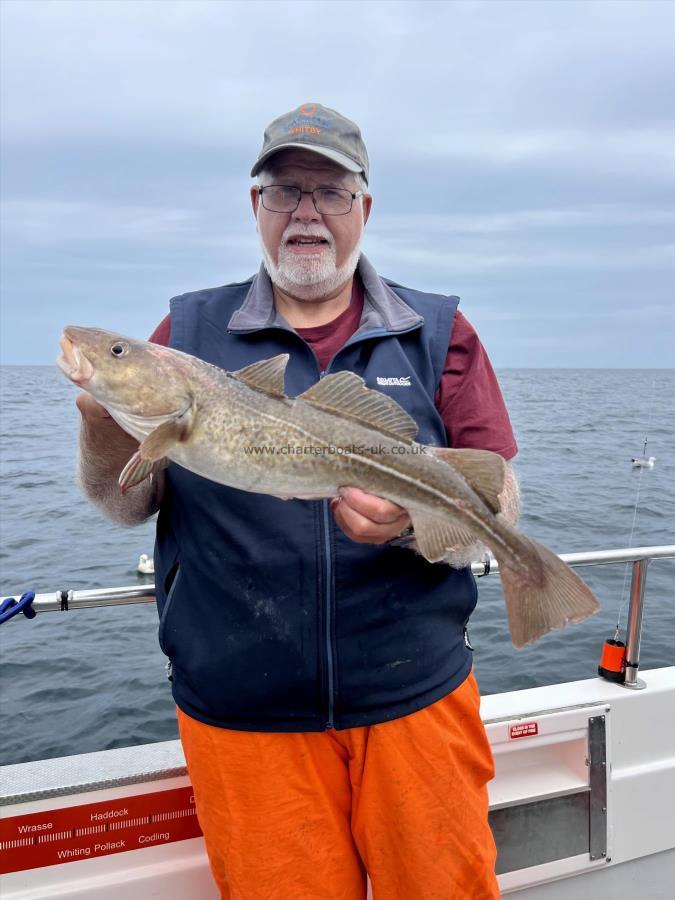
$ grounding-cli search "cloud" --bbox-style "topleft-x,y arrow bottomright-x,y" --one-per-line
364,237 -> 675,275
408,129 -> 675,180
1,200 -> 201,245
373,206 -> 675,235
1,0 -> 674,365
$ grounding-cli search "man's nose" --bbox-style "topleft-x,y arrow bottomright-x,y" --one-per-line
293,192 -> 321,223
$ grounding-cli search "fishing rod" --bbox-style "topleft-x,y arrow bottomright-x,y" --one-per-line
600,390 -> 659,684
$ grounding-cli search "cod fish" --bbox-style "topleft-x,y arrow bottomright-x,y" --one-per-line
58,326 -> 600,648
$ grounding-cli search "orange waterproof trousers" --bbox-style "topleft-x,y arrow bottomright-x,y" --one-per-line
177,672 -> 499,900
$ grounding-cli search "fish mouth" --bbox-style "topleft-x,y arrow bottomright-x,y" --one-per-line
57,332 -> 94,385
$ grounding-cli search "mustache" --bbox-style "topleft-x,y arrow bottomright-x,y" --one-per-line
281,224 -> 335,247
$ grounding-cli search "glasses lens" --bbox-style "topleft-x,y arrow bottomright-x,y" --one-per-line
314,188 -> 352,215
262,186 -> 301,212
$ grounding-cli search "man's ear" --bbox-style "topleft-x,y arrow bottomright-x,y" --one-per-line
361,193 -> 373,227
250,185 -> 260,219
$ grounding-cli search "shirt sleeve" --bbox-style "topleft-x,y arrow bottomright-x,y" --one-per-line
435,311 -> 518,460
149,314 -> 171,346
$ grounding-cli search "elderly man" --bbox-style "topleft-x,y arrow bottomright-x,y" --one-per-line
78,103 -> 517,899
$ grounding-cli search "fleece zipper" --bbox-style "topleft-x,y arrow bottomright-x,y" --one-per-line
228,321 -> 424,731
318,323 -> 422,729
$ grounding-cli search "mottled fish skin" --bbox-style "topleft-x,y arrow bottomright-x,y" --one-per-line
59,326 -> 601,647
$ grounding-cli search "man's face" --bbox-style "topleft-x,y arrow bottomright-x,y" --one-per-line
251,149 -> 372,299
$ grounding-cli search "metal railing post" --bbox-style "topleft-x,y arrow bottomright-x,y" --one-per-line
622,558 -> 650,690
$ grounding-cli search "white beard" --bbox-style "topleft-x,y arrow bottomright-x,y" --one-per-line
258,219 -> 362,300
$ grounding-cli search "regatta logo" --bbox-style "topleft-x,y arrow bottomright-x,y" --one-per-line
376,376 -> 411,387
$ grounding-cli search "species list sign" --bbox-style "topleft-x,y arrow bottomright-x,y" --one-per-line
0,786 -> 202,875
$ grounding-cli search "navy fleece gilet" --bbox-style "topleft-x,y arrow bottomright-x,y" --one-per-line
154,262 -> 477,731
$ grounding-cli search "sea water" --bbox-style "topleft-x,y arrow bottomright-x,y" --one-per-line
1,366 -> 673,765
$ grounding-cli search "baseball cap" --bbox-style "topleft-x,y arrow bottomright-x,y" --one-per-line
250,103 -> 369,184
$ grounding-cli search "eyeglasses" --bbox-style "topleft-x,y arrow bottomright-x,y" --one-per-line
258,185 -> 364,216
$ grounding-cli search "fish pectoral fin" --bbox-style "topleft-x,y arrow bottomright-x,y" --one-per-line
118,407 -> 193,492
408,511 -> 478,563
428,448 -> 505,514
138,408 -> 194,461
498,537 -> 601,648
297,372 -> 418,443
232,354 -> 289,397
118,453 -> 168,493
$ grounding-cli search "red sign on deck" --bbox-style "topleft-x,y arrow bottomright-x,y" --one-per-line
509,721 -> 539,740
0,785 -> 203,875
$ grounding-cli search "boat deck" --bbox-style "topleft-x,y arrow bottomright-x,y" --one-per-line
2,667 -> 674,898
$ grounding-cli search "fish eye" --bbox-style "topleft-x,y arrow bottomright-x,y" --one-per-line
110,341 -> 130,358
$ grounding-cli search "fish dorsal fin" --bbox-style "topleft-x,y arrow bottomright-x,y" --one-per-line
428,447 -> 506,513
232,354 -> 289,397
298,372 -> 418,443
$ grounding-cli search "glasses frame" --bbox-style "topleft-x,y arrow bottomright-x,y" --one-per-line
258,184 -> 364,216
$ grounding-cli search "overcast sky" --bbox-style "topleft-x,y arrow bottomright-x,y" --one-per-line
1,0 -> 673,366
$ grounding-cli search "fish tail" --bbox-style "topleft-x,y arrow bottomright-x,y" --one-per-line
498,537 -> 601,648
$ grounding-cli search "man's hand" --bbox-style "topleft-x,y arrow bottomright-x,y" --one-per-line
76,392 -> 163,525
329,463 -> 519,559
331,487 -> 410,544
76,393 -> 137,450
76,392 -> 111,420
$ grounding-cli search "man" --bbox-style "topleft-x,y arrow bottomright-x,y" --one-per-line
77,103 -> 518,899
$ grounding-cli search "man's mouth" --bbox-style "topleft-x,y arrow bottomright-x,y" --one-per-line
286,235 -> 330,253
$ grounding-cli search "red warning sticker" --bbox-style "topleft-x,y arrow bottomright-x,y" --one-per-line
509,721 -> 539,739
0,785 -> 202,875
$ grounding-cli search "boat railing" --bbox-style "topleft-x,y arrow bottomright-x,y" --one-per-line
2,544 -> 674,689
471,544 -> 675,689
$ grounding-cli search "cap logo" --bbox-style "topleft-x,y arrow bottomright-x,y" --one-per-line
287,106 -> 332,138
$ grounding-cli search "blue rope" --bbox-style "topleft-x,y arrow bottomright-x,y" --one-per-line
0,592 -> 36,625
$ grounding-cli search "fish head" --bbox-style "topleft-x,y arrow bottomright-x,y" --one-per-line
58,326 -> 193,417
